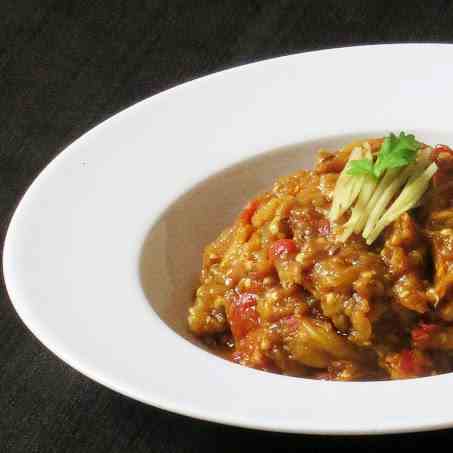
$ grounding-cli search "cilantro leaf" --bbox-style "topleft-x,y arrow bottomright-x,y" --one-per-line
373,132 -> 420,178
347,158 -> 375,178
346,132 -> 421,180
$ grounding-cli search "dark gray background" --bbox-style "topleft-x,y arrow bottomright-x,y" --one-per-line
2,1 -> 453,451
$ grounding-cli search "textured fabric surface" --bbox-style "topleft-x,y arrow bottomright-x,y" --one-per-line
2,1 -> 453,451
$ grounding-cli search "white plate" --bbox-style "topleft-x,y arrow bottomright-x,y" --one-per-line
4,44 -> 453,435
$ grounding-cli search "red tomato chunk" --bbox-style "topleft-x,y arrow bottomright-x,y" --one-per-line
432,145 -> 453,164
268,239 -> 299,263
432,145 -> 453,186
228,293 -> 259,340
412,323 -> 439,345
400,350 -> 414,374
400,349 -> 430,376
240,200 -> 260,224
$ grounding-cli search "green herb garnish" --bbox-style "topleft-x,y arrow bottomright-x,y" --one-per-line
330,134 -> 438,244
347,132 -> 421,179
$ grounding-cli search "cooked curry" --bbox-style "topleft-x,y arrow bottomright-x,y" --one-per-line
188,134 -> 453,380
